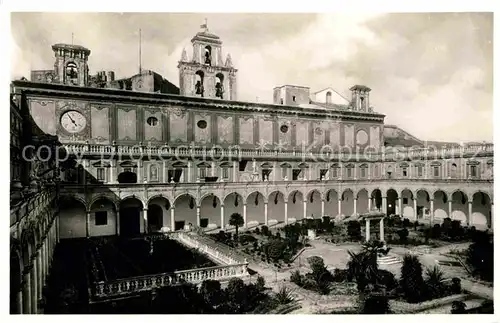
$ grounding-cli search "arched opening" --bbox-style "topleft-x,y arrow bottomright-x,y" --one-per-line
223,193 -> 244,228
306,190 -> 322,218
195,70 -> 205,97
325,189 -> 339,218
401,189 -> 414,219
169,162 -> 187,183
450,191 -> 468,225
200,194 -> 222,229
246,192 -> 265,226
386,189 -> 398,216
119,198 -> 143,237
279,162 -> 292,180
148,196 -> 170,232
10,248 -> 22,314
204,45 -> 212,65
471,192 -> 491,229
416,190 -> 430,220
260,162 -> 273,181
450,162 -> 458,178
59,196 -> 87,239
268,191 -> 285,223
89,198 -> 117,237
215,73 -> 224,99
341,189 -> 354,217
287,191 -> 304,222
356,189 -> 369,214
65,62 -> 79,85
370,189 -> 382,211
326,91 -> 332,104
173,194 -> 197,231
433,190 -> 448,222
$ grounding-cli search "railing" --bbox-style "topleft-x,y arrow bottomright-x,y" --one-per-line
61,143 -> 493,161
93,262 -> 249,299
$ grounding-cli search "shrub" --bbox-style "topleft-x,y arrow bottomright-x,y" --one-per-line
424,266 -> 446,299
397,228 -> 409,244
400,254 -> 425,303
466,231 -> 493,281
254,227 -> 260,235
361,293 -> 390,314
261,226 -> 270,236
451,301 -> 466,314
265,240 -> 285,262
274,285 -> 294,305
290,270 -> 302,286
451,277 -> 461,294
347,221 -> 362,240
377,269 -> 397,291
402,218 -> 410,228
256,276 -> 266,292
332,268 -> 348,282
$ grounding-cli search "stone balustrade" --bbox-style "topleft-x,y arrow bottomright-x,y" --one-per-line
93,262 -> 249,299
61,143 -> 493,162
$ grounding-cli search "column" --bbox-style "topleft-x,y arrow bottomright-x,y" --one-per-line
368,197 -> 372,211
22,270 -> 31,314
353,198 -> 357,216
110,160 -> 116,183
211,161 -> 216,176
468,201 -> 472,226
264,202 -> 268,225
31,255 -> 38,313
188,162 -> 193,182
16,285 -> 23,314
448,200 -> 453,219
162,160 -> 167,183
220,204 -> 225,229
413,198 -> 417,221
170,208 -> 175,231
243,203 -> 247,228
321,199 -> 325,218
398,197 -> 402,216
37,250 -> 42,300
430,199 -> 434,225
143,208 -> 148,234
138,160 -> 144,183
395,198 -> 400,215
116,211 -> 120,235
382,196 -> 387,214
43,242 -> 48,284
365,219 -> 370,242
233,161 -> 238,182
86,212 -> 90,237
338,199 -> 342,217
379,219 -> 384,241
303,200 -> 307,219
284,200 -> 288,224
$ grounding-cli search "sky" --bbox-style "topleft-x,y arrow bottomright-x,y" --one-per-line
10,12 -> 493,142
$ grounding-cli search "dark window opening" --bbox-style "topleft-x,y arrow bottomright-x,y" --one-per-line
433,166 -> 439,177
403,198 -> 409,204
95,211 -> 108,226
222,167 -> 229,179
147,116 -> 159,126
97,167 -> 105,182
280,98 -> 283,104
262,169 -> 272,181
292,96 -> 296,102
280,124 -> 289,133
470,165 -> 478,177
118,171 -> 137,184
197,120 -> 207,129
168,169 -> 183,183
239,161 -> 248,171
292,169 -> 301,181
417,166 -> 423,177
320,169 -> 328,179
402,168 -> 408,177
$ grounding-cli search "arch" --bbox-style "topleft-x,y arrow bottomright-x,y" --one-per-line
90,197 -> 118,211
199,193 -> 222,228
326,91 -> 332,104
386,189 -> 399,216
306,188 -> 323,201
215,73 -> 224,99
204,45 -> 212,65
432,190 -> 449,222
59,195 -> 88,210
341,189 -> 355,217
400,189 -> 415,219
356,189 -> 369,214
59,196 -> 88,239
415,189 -> 431,221
306,189 -> 322,219
120,195 -> 145,209
471,191 -> 492,229
223,192 -> 244,228
450,190 -> 469,225
89,197 -> 117,237
173,193 -> 197,230
119,196 -> 143,237
65,61 -> 79,84
268,191 -> 286,223
370,189 -> 383,211
287,190 -> 304,221
195,70 -> 205,96
324,189 -> 339,217
246,191 -> 265,225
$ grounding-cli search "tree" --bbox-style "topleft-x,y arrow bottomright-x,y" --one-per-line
400,254 -> 425,303
226,278 -> 247,313
347,220 -> 362,240
361,292 -> 390,314
265,240 -> 284,262
229,213 -> 244,242
451,301 -> 467,314
255,275 -> 266,292
466,231 -> 493,281
397,228 -> 409,244
199,280 -> 223,311
346,249 -> 379,293
424,265 -> 446,299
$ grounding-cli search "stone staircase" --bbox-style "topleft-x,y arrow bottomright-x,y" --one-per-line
377,254 -> 402,266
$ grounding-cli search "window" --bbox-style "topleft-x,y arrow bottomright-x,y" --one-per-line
95,211 -> 108,226
360,167 -> 366,178
326,91 -> 332,104
222,167 -> 229,179
417,165 -> 423,177
281,167 -> 288,179
433,166 -> 439,177
147,116 -> 159,126
292,96 -> 296,102
347,167 -> 352,178
403,198 -> 408,204
402,168 -> 408,177
292,169 -> 301,181
320,169 -> 328,179
97,168 -> 105,182
199,167 -> 207,179
280,124 -> 289,133
124,167 -> 132,173
197,120 -> 207,129
331,167 -> 338,178
470,165 -> 478,177
150,165 -> 159,181
262,169 -> 271,181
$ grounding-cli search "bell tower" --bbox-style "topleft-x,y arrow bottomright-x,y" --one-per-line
178,22 -> 238,100
52,43 -> 91,86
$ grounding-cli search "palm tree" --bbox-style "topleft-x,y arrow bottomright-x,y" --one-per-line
229,213 -> 244,242
424,265 -> 446,299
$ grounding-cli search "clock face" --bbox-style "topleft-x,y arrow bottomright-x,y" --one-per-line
60,110 -> 87,133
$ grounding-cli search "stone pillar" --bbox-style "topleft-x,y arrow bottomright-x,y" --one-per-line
368,197 -> 372,211
211,161 -> 216,176
379,218 -> 384,241
162,160 -> 167,183
321,199 -> 325,218
382,196 -> 387,214
468,201 -> 472,226
284,200 -> 288,224
430,199 -> 434,225
137,160 -> 144,183
43,242 -> 48,284
36,250 -> 42,300
30,255 -> 38,313
110,160 -> 116,183
233,161 -> 238,181
220,204 -> 225,229
22,270 -> 31,314
16,286 -> 23,314
303,200 -> 307,219
413,198 -> 417,221
243,203 -> 247,228
264,202 -> 268,225
353,198 -> 357,216
86,212 -> 90,237
338,199 -> 341,217
170,208 -> 175,231
143,208 -> 148,234
398,197 -> 402,216
116,211 -> 120,235
448,200 -> 453,219
395,198 -> 400,215
187,161 -> 192,182
365,219 -> 370,242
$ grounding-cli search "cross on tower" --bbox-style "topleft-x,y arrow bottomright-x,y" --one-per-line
201,18 -> 209,32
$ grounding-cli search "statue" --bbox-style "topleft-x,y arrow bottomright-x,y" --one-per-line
195,80 -> 204,96
215,82 -> 224,99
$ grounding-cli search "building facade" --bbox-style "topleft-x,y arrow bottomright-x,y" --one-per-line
10,26 -> 494,314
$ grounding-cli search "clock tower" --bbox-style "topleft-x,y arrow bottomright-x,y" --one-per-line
178,23 -> 238,100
